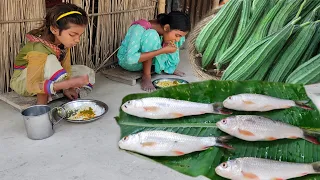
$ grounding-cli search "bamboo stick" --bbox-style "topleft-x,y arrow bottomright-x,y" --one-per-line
72,0 -> 82,7
213,0 -> 220,10
158,0 -> 166,14
0,0 -> 44,93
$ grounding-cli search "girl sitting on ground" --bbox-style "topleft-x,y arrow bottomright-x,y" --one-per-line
117,11 -> 191,92
10,3 -> 95,105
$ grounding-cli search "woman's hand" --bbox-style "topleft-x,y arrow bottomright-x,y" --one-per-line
63,88 -> 79,100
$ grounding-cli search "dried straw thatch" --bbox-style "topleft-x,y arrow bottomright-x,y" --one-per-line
0,0 -> 46,93
0,0 -> 157,94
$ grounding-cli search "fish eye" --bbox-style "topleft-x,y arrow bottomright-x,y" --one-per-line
222,162 -> 228,168
228,96 -> 232,100
123,136 -> 129,141
222,119 -> 227,124
128,101 -> 131,104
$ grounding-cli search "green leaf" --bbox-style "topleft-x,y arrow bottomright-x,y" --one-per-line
116,80 -> 320,180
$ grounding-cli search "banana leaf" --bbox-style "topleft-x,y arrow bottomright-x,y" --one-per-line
116,80 -> 320,180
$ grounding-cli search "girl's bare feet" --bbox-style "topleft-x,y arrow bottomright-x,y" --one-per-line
173,70 -> 186,77
141,74 -> 156,92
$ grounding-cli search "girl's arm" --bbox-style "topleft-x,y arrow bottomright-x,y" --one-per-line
138,45 -> 176,62
60,49 -> 72,79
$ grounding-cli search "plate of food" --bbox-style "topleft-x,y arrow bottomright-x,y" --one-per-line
152,78 -> 189,89
55,99 -> 108,123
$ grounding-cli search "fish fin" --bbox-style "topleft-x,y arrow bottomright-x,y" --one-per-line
241,171 -> 260,180
141,142 -> 157,147
215,143 -> 233,150
143,106 -> 159,112
173,150 -> 185,156
294,101 -> 313,110
202,146 -> 210,150
303,130 -> 320,145
288,136 -> 299,139
266,137 -> 277,141
217,135 -> 234,142
216,136 -> 234,150
300,173 -> 308,176
212,102 -> 233,115
243,100 -> 255,105
238,129 -> 255,136
312,162 -> 320,173
170,112 -> 184,118
272,178 -> 284,180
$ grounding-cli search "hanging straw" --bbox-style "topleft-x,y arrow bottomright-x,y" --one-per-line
0,0 -> 45,93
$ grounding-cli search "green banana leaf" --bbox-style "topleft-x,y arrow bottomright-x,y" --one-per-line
116,80 -> 320,180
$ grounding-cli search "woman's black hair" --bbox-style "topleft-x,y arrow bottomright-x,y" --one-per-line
157,11 -> 191,32
28,3 -> 88,42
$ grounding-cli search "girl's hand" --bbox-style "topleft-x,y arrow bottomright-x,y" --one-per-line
162,45 -> 177,54
63,88 -> 79,100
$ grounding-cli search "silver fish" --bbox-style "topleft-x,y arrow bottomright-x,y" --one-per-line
118,130 -> 232,156
121,97 -> 231,119
215,157 -> 320,180
216,115 -> 319,144
223,93 -> 312,112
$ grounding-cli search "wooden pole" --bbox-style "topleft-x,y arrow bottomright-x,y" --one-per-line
213,0 -> 220,10
158,0 -> 166,14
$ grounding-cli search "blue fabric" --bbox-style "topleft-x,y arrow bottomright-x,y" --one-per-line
117,24 -> 185,74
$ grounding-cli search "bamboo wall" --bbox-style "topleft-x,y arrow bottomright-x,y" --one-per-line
166,0 -> 221,28
0,0 -> 46,94
0,0 -> 157,93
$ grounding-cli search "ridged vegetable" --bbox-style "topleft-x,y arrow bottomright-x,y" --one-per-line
233,0 -> 252,42
215,0 -> 269,68
298,24 -> 320,65
195,0 -> 238,53
299,0 -> 320,21
220,36 -> 272,80
216,15 -> 240,61
268,0 -> 305,35
201,2 -> 242,68
267,22 -> 317,82
236,0 -> 286,70
301,4 -> 320,23
248,0 -> 286,44
286,53 -> 320,84
222,20 -> 297,81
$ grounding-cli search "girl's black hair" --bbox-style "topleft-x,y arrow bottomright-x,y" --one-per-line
28,3 -> 88,42
157,11 -> 191,32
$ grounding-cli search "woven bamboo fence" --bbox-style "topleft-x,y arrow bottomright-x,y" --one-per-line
0,0 -> 157,94
166,0 -> 222,28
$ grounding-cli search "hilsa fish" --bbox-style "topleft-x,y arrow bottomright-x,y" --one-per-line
121,97 -> 232,119
223,93 -> 313,112
216,115 -> 320,144
215,157 -> 320,180
118,130 -> 232,156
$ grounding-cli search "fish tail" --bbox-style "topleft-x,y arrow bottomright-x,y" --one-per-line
303,129 -> 320,145
295,101 -> 313,110
212,103 -> 233,115
216,136 -> 234,149
312,162 -> 320,173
